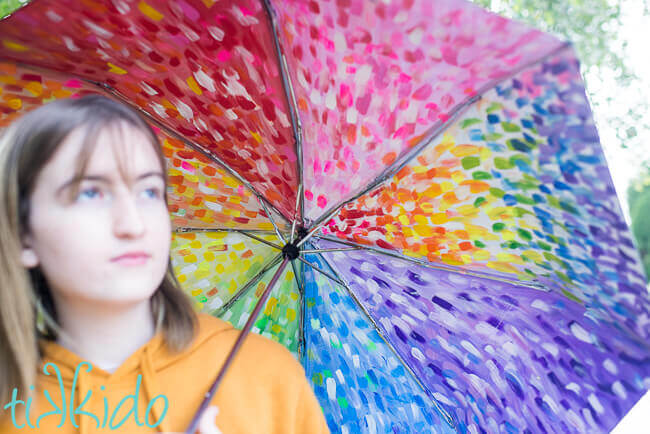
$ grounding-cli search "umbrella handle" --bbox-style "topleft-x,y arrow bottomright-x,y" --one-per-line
185,257 -> 290,434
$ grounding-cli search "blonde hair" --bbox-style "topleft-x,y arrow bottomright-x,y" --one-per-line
0,94 -> 198,405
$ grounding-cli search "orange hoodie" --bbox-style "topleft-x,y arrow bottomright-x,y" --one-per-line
0,313 -> 330,433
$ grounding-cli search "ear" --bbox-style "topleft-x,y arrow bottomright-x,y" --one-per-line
20,235 -> 39,268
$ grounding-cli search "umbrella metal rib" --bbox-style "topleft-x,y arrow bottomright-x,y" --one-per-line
297,255 -> 346,287
314,235 -> 552,292
295,218 -> 324,248
236,230 -> 284,251
314,252 -> 456,429
254,193 -> 286,245
306,42 -> 574,233
290,185 -> 302,244
298,258 -> 307,359
262,0 -> 306,225
289,258 -> 306,359
174,228 -> 279,235
301,247 -> 362,254
186,257 -> 290,434
290,255 -> 303,289
173,227 -> 283,251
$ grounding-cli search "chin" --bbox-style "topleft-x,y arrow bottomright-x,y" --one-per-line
101,282 -> 161,302
95,294 -> 156,307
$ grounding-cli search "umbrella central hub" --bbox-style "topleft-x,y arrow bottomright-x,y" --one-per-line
282,226 -> 308,260
282,242 -> 300,260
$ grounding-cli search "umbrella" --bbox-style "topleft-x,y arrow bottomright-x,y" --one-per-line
1,0 -> 649,432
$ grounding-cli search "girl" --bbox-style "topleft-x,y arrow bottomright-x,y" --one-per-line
0,94 -> 330,433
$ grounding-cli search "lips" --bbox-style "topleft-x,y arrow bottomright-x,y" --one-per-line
111,251 -> 151,266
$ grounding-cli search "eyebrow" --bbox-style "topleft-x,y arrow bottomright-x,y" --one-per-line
56,171 -> 165,197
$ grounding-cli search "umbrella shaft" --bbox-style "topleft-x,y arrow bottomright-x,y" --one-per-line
185,257 -> 290,434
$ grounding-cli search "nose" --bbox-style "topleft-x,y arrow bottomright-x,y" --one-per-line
112,187 -> 145,239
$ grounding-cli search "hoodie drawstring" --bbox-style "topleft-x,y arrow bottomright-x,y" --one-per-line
76,365 -> 88,434
141,345 -> 172,433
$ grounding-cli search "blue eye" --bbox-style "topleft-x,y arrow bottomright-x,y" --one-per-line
77,187 -> 103,201
142,187 -> 161,199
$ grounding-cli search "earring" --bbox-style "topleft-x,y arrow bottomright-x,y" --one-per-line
21,249 -> 39,268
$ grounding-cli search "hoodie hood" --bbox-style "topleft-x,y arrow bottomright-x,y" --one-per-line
36,314 -> 235,434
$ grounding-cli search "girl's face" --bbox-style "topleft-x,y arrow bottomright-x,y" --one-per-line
20,122 -> 171,307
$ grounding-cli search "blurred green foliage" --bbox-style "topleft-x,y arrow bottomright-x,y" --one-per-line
471,0 -> 629,82
0,0 -> 24,19
628,172 -> 650,281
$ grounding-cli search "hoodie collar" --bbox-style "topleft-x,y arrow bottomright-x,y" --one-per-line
37,330 -> 165,384
35,314 -> 234,433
